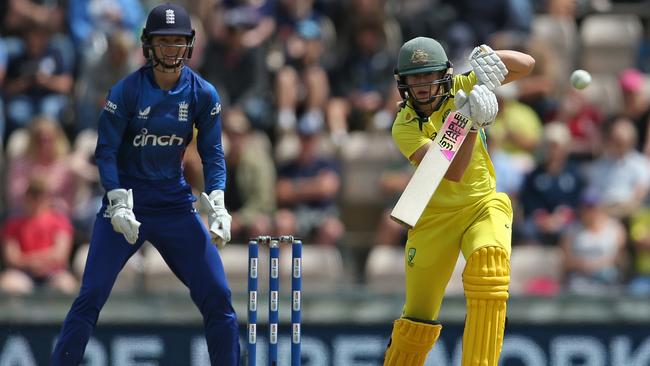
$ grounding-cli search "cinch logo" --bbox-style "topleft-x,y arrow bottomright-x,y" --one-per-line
133,128 -> 184,147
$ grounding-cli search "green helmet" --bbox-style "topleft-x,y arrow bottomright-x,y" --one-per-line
396,37 -> 449,76
394,37 -> 453,112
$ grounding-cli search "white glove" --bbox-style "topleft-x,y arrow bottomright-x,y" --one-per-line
455,84 -> 499,132
469,44 -> 508,91
106,189 -> 141,245
199,190 -> 232,248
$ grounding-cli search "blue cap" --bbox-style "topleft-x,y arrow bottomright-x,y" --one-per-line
297,110 -> 324,136
144,3 -> 193,37
296,19 -> 321,40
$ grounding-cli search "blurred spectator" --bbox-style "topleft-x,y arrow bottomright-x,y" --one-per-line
627,208 -> 650,296
275,117 -> 344,246
443,0 -> 532,65
327,16 -> 395,136
584,117 -> 650,220
216,1 -> 277,49
619,68 -> 650,156
67,130 -> 102,244
200,6 -> 272,132
222,108 -> 276,242
391,0 -> 455,44
0,177 -> 77,295
518,122 -> 585,246
3,24 -> 74,134
554,88 -> 603,160
0,37 -> 8,145
274,19 -> 329,135
67,0 -> 144,62
270,0 -> 336,71
560,188 -> 627,295
373,161 -> 411,248
330,0 -> 402,69
487,130 -> 525,200
506,36 -> 561,122
74,30 -> 139,132
489,86 -> 544,171
2,0 -> 65,35
6,116 -> 78,216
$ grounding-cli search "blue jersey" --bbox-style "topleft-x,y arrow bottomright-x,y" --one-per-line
95,65 -> 225,194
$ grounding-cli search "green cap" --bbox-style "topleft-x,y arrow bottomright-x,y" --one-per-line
396,37 -> 449,76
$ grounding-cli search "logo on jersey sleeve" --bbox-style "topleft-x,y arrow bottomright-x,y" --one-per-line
103,100 -> 117,114
138,106 -> 151,119
178,101 -> 189,122
210,102 -> 221,116
133,128 -> 184,147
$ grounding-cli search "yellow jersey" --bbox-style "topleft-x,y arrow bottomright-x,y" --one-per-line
391,72 -> 496,211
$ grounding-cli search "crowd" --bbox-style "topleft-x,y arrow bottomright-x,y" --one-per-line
1,0 -> 650,297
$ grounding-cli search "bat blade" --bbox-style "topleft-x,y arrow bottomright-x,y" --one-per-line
390,111 -> 473,228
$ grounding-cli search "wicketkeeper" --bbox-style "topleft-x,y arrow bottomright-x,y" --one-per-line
50,3 -> 239,365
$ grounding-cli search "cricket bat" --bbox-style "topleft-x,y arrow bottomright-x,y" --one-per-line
390,111 -> 473,228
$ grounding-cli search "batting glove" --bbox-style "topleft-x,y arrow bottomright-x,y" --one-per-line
200,190 -> 232,248
455,85 -> 499,132
106,189 -> 141,245
469,44 -> 508,91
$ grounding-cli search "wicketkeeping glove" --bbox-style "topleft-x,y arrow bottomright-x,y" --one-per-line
469,44 -> 508,91
200,190 -> 232,248
455,84 -> 499,132
106,189 -> 141,245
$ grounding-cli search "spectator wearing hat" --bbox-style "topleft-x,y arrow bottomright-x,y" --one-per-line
327,15 -> 396,135
619,68 -> 650,156
517,122 -> 585,247
274,18 -> 330,138
274,116 -> 344,247
199,6 -> 271,131
4,23 -> 74,133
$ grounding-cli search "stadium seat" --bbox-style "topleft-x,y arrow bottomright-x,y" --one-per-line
364,245 -> 405,292
220,244 -> 252,292
580,14 -> 643,75
509,245 -> 562,296
72,243 -> 145,293
340,131 -> 403,206
340,132 -> 405,247
280,244 -> 344,292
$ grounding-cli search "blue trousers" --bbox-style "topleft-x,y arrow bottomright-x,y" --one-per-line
50,207 -> 240,365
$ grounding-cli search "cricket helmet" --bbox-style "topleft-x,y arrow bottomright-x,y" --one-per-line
141,3 -> 195,70
395,37 -> 453,107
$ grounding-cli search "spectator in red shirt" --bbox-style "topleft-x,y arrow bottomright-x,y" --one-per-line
0,178 -> 77,295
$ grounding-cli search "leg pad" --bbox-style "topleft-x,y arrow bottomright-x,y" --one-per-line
383,317 -> 442,366
462,246 -> 510,366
